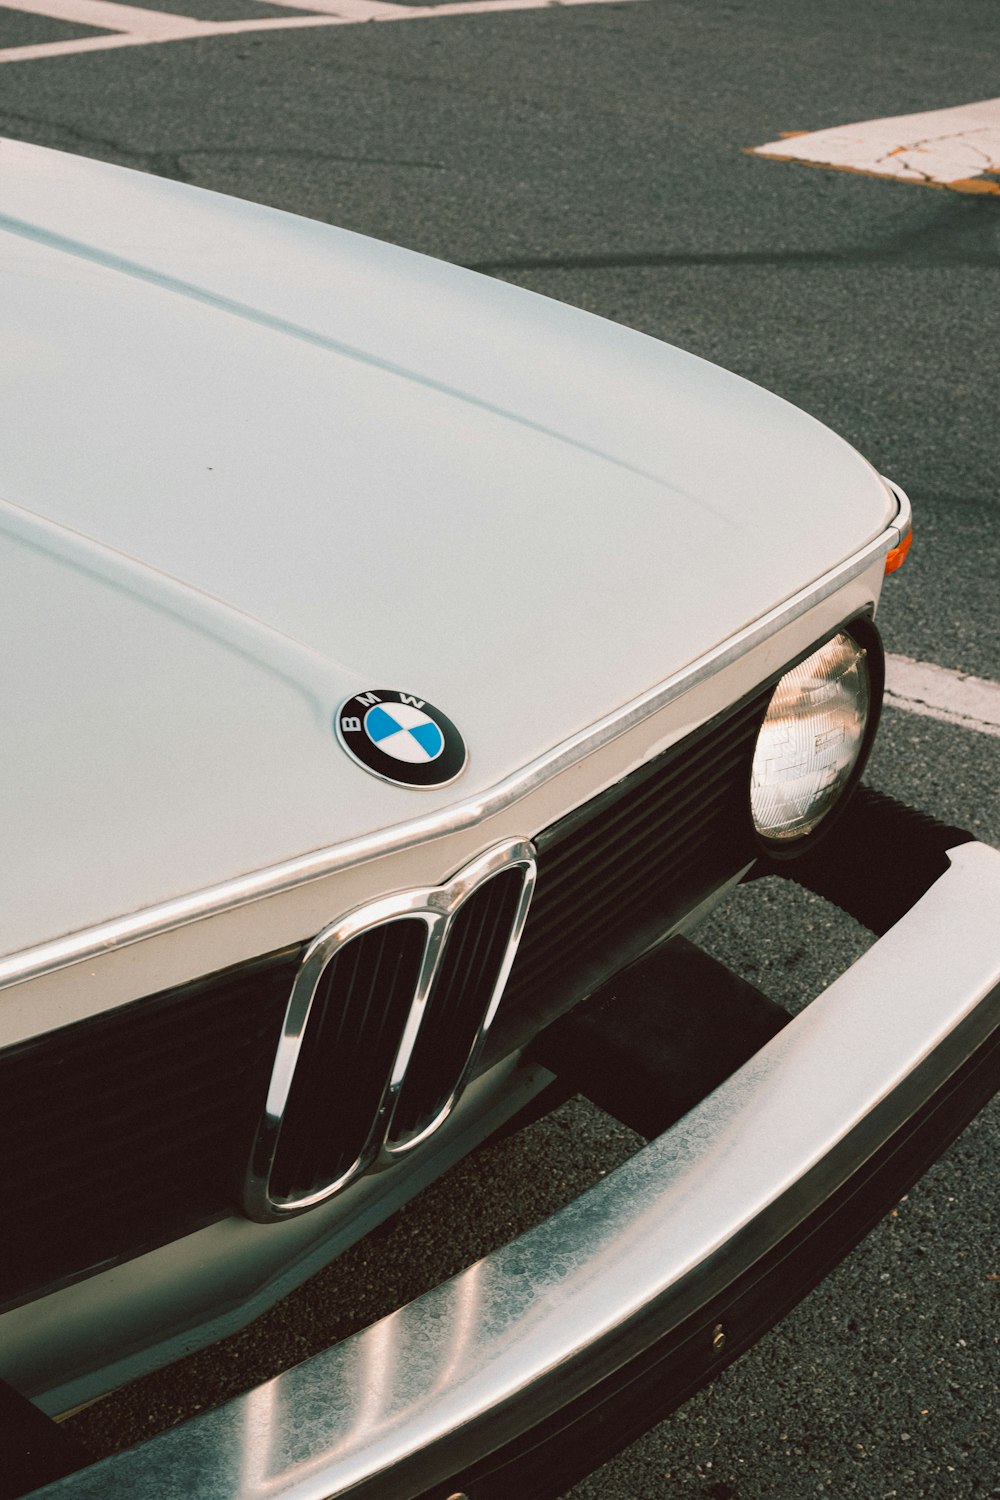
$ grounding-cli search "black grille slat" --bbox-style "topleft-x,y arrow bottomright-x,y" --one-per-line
535,757 -> 749,911
268,919 -> 427,1202
519,754 -> 755,945
527,781 -> 752,941
536,696 -> 766,866
539,710 -> 762,875
0,949 -> 301,1311
535,776 -> 740,907
522,812 -> 736,978
500,687 -> 770,1036
6,1029 -> 268,1127
544,727 -> 755,853
391,870 -> 525,1142
522,834 -> 725,978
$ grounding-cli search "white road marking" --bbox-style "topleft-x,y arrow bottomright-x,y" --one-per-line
885,655 -> 1000,739
0,0 -> 640,62
753,97 -> 1000,196
2,0 -> 200,30
260,0 -> 413,16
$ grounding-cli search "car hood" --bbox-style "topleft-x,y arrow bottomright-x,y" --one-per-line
0,140 -> 894,957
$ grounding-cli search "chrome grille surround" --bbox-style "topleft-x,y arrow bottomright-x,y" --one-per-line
242,840 -> 536,1222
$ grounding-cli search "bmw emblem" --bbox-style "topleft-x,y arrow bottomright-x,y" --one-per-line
335,690 -> 467,788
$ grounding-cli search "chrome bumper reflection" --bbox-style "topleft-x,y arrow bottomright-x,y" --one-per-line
43,840 -> 1000,1500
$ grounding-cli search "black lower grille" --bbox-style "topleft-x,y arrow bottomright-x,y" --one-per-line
0,685 -> 770,1309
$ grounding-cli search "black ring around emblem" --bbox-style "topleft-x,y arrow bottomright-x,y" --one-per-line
335,690 -> 468,788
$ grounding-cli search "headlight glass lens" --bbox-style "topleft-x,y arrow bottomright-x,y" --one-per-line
751,632 -> 870,843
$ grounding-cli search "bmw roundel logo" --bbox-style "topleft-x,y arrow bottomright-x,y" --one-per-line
335,690 -> 467,788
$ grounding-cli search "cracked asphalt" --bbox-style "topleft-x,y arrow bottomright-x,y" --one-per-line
2,0 -> 998,1495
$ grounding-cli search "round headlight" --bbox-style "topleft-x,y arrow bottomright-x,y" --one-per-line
751,631 -> 873,845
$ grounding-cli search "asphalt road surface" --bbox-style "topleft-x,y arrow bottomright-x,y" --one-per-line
2,1 -> 997,1495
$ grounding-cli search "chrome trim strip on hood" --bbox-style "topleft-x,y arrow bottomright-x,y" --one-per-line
0,485 -> 907,993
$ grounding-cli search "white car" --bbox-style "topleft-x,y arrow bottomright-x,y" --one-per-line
1,138 -> 997,1500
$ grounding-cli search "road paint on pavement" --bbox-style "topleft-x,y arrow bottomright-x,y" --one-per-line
259,0 -> 415,16
0,0 -> 639,62
753,97 -> 1000,196
2,0 -> 196,32
885,654 -> 1000,739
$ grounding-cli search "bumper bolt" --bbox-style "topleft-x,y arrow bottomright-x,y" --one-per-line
711,1322 -> 726,1354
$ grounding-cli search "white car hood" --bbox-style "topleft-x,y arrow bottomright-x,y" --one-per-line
0,141 -> 894,957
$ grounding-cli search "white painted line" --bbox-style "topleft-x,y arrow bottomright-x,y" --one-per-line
885,654 -> 1000,739
259,0 -> 412,17
386,0 -> 636,14
0,28 -> 177,55
753,97 -> 1000,196
0,0 -> 206,32
0,0 -> 641,61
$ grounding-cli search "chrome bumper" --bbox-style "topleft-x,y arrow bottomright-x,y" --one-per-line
39,834 -> 1000,1500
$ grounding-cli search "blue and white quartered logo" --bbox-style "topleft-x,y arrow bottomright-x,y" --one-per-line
365,702 -> 444,764
336,690 -> 467,788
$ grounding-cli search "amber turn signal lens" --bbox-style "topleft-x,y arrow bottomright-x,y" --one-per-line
884,528 -> 913,574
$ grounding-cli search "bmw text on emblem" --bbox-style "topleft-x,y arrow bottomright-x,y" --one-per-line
336,690 -> 467,788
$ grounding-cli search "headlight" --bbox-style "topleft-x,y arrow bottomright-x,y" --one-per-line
751,630 -> 874,845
